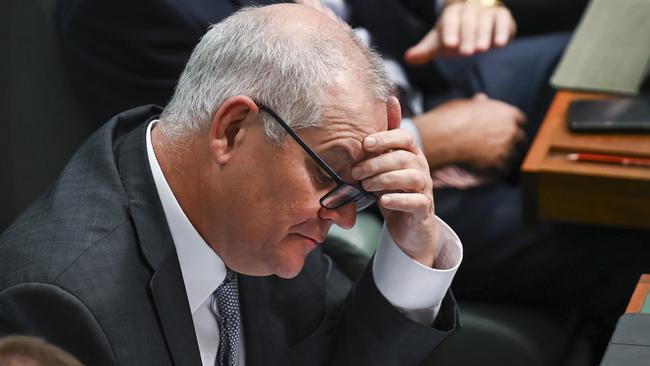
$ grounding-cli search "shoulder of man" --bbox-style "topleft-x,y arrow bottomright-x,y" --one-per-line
0,106 -> 161,289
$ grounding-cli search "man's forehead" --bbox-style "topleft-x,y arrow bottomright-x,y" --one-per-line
321,100 -> 387,133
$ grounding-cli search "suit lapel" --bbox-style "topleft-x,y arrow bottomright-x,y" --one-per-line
150,255 -> 203,366
116,106 -> 202,366
238,249 -> 327,366
238,275 -> 290,366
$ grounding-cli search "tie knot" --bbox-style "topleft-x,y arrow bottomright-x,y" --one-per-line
224,269 -> 236,283
214,269 -> 239,317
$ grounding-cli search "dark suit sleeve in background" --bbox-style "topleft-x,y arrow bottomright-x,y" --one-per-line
57,0 -> 284,128
329,262 -> 458,365
345,0 -> 450,95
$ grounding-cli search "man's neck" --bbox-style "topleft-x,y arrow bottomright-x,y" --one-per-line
151,125 -> 223,251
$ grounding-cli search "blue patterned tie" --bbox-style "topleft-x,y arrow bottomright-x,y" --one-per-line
211,269 -> 241,366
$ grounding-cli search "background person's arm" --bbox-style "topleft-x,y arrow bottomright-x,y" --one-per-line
405,0 -> 517,64
412,93 -> 526,171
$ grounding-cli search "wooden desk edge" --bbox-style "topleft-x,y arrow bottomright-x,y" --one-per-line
625,274 -> 650,314
522,91 -> 611,172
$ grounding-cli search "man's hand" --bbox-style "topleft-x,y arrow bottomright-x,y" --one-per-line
412,93 -> 526,171
405,0 -> 516,64
352,98 -> 438,267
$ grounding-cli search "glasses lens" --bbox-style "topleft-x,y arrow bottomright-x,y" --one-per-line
353,194 -> 376,211
321,184 -> 376,211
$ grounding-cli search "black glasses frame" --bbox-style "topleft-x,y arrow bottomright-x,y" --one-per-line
258,104 -> 376,211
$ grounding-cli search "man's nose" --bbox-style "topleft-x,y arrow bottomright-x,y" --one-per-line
318,202 -> 357,229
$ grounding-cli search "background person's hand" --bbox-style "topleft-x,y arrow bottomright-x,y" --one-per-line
352,98 -> 438,267
293,0 -> 340,22
405,0 -> 516,64
412,93 -> 526,171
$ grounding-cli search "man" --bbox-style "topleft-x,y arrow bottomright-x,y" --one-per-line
0,5 -> 462,366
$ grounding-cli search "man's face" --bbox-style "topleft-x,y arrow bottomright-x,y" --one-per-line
215,93 -> 388,279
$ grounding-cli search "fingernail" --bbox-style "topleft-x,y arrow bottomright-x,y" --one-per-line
365,137 -> 376,148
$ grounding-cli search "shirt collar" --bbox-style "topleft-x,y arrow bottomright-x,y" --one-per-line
145,120 -> 226,314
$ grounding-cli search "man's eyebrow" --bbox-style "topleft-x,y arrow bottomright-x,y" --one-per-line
324,146 -> 357,167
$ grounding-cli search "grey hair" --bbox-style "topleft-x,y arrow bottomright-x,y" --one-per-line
159,6 -> 394,143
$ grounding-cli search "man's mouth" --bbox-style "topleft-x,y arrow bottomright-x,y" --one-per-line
297,233 -> 325,245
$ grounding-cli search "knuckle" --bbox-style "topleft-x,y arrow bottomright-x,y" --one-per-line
369,158 -> 379,173
380,174 -> 391,186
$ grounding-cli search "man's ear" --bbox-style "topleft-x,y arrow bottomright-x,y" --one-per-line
209,96 -> 259,165
387,96 -> 402,130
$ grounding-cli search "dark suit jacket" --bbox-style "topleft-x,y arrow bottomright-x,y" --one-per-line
57,0 -> 285,127
0,105 -> 458,366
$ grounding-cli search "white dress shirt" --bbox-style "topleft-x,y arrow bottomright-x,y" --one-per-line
145,121 -> 462,366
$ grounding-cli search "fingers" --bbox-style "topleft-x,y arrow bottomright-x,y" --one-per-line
494,7 -> 515,46
510,105 -> 527,125
440,4 -> 462,49
404,29 -> 443,65
362,169 -> 427,193
515,126 -> 527,145
380,192 -> 434,218
387,96 -> 402,130
476,93 -> 527,125
363,128 -> 419,155
459,3 -> 479,55
354,127 -> 432,210
476,7 -> 495,51
352,149 -> 423,180
352,150 -> 429,193
404,2 -> 515,63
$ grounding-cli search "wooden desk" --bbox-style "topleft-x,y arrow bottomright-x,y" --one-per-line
522,91 -> 650,229
626,274 -> 650,314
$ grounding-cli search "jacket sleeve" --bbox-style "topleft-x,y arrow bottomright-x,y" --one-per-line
328,261 -> 459,366
0,282 -> 115,366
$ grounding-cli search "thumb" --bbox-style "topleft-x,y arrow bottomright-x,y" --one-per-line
404,29 -> 441,65
387,96 -> 402,130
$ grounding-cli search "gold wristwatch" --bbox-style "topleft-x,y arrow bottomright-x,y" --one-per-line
464,0 -> 503,7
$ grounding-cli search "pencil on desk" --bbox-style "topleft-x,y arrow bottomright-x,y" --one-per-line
566,153 -> 650,168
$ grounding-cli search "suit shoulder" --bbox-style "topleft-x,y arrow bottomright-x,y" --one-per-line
0,121 -> 136,287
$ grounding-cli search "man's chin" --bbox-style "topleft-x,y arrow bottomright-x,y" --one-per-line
274,258 -> 308,279
274,251 -> 315,279
272,236 -> 320,278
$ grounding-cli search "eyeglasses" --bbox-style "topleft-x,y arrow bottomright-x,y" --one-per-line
258,104 -> 376,212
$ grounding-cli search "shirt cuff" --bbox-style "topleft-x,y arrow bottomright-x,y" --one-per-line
400,118 -> 424,152
372,216 -> 463,325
